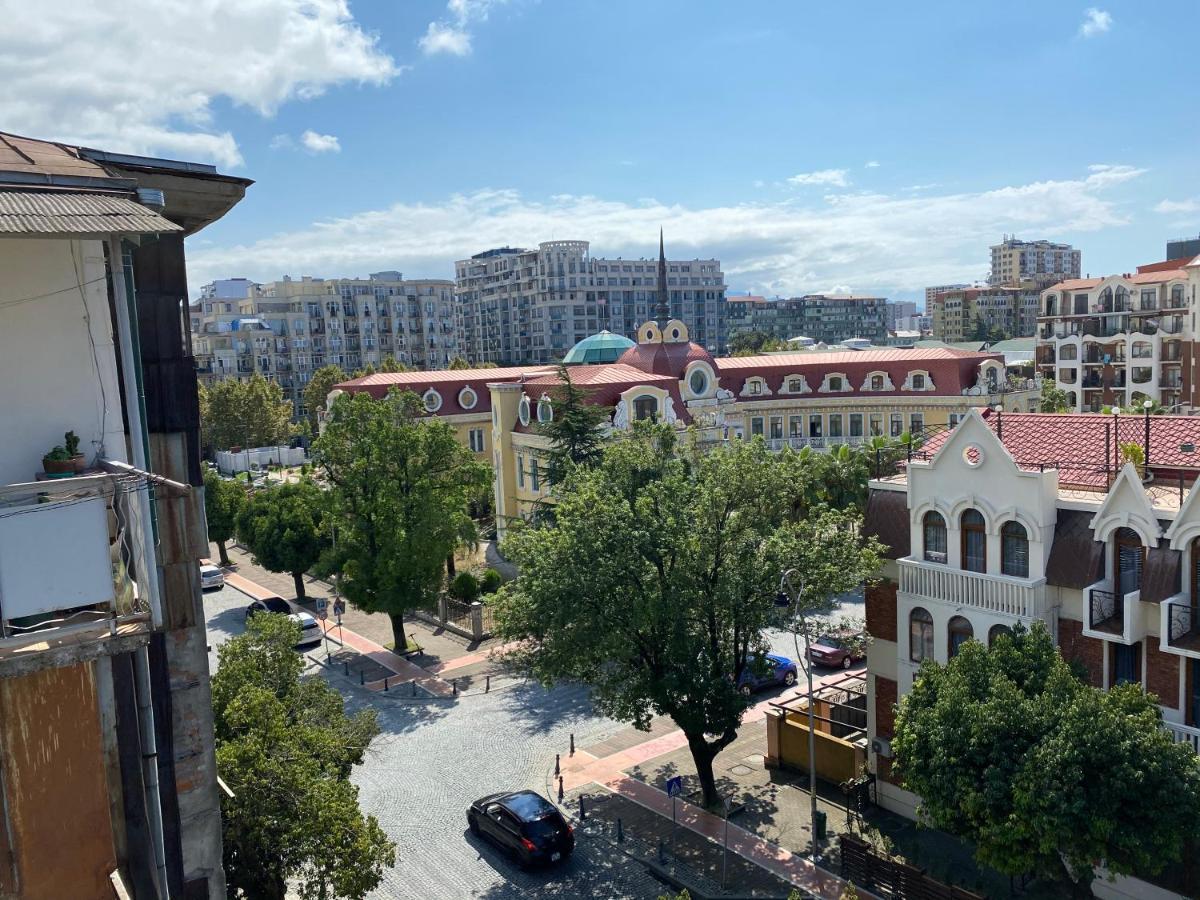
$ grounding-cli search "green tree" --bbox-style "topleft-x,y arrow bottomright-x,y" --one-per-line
379,355 -> 406,373
447,355 -> 471,370
892,622 -> 1200,895
315,390 -> 491,650
494,424 -> 879,807
203,468 -> 244,566
213,614 -> 394,900
1039,377 -> 1072,412
304,364 -> 348,433
541,364 -> 611,486
236,480 -> 328,601
200,374 -> 293,451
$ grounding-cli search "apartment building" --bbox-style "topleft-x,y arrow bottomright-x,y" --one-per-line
862,409 -> 1200,898
924,283 -> 970,306
1168,235 -> 1200,261
1035,259 -> 1200,412
453,235 -> 728,365
0,131 -> 248,898
928,286 -> 1040,341
886,300 -> 918,331
794,294 -> 888,344
726,295 -> 806,343
989,236 -> 1081,289
192,272 -> 460,419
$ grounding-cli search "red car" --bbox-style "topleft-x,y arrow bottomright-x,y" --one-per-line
807,631 -> 867,669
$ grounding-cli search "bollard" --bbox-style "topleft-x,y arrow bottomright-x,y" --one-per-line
485,674 -> 491,693
453,679 -> 458,697
579,795 -> 586,821
557,776 -> 564,803
343,661 -> 349,676
658,839 -> 666,864
359,670 -> 364,686
617,817 -> 624,843
554,754 -> 560,776
411,680 -> 416,697
570,733 -> 575,756
384,676 -> 389,692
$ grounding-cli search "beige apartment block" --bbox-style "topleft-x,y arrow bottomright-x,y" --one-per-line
989,236 -> 1081,290
928,286 -> 1040,341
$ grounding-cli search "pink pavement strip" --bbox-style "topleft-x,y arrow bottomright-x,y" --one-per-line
426,640 -> 525,674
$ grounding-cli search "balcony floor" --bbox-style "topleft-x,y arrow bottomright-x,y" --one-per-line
0,616 -> 151,674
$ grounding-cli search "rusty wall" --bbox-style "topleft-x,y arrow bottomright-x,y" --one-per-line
0,662 -> 116,900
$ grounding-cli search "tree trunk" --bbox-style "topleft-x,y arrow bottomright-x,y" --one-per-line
293,571 -> 306,601
446,553 -> 456,578
216,540 -> 231,566
389,610 -> 407,652
685,731 -> 720,809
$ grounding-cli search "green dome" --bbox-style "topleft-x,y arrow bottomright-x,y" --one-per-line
562,330 -> 637,365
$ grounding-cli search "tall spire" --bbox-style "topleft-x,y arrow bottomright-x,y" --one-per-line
656,227 -> 669,325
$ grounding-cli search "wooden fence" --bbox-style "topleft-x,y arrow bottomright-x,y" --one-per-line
840,834 -> 984,900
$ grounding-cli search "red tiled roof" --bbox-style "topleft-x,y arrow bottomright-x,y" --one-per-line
1048,278 -> 1104,292
1129,269 -> 1186,284
334,364 -> 554,416
616,341 -> 715,377
1136,257 -> 1196,274
727,295 -> 768,304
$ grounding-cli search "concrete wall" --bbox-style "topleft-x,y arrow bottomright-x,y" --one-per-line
0,238 -> 127,486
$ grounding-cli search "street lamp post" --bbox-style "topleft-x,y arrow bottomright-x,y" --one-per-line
778,568 -> 819,860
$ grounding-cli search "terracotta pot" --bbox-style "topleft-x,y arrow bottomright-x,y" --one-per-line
71,454 -> 87,473
43,457 -> 76,477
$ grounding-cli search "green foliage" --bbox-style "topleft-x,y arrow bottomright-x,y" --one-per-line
378,355 -> 406,373
314,389 -> 491,650
64,430 -> 80,456
479,568 -> 503,594
542,364 -> 611,487
203,469 -> 245,566
494,423 -> 879,807
1039,377 -> 1072,413
304,364 -> 349,433
200,374 -> 293,452
235,480 -> 328,601
213,614 -> 394,900
43,444 -> 70,461
728,330 -> 787,356
971,320 -> 1009,344
892,622 -> 1200,891
447,355 -> 471,370
449,571 -> 480,603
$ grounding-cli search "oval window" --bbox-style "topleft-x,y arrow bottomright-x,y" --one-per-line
518,395 -> 531,427
689,369 -> 708,396
537,396 -> 553,423
423,389 -> 442,413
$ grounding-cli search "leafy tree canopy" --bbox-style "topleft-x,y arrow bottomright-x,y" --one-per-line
213,614 -> 394,900
541,364 -> 611,487
494,424 -> 879,807
303,364 -> 348,433
200,374 -> 293,452
314,389 -> 491,649
204,468 -> 245,566
1039,377 -> 1072,413
235,480 -> 328,601
447,355 -> 471,370
728,330 -> 787,356
892,622 -> 1200,894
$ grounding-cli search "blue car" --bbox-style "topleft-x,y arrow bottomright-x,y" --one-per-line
738,653 -> 799,696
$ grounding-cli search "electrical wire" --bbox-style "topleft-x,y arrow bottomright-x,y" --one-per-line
0,272 -> 109,311
72,240 -> 110,461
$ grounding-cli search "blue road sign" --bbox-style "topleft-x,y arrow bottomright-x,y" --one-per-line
665,776 -> 683,798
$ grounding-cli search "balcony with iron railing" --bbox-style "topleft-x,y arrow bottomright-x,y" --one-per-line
1083,581 -> 1143,643
899,557 -> 1050,620
1160,596 -> 1200,658
0,472 -> 156,659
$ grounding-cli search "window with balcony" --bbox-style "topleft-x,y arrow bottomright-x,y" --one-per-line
961,509 -> 987,573
1001,521 -> 1029,577
1111,642 -> 1141,686
1045,294 -> 1057,316
808,415 -> 822,439
869,413 -> 884,437
751,417 -> 764,437
1059,344 -> 1077,361
850,413 -> 864,438
910,607 -> 934,662
1171,284 -> 1185,307
770,416 -> 784,440
923,512 -> 947,563
988,624 -> 1012,647
1115,527 -> 1143,596
948,616 -> 974,657
828,414 -> 843,438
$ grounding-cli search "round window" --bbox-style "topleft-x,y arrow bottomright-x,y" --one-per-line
458,387 -> 477,410
518,395 -> 531,427
537,397 -> 553,423
422,389 -> 442,413
689,369 -> 708,396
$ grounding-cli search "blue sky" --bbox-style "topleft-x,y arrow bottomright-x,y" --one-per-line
3,1 -> 1197,302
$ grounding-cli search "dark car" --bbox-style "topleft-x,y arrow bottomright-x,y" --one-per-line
245,595 -> 323,647
807,630 -> 867,669
737,653 -> 799,696
467,790 -> 574,868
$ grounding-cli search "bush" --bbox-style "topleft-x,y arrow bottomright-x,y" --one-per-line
479,568 -> 503,594
449,571 -> 480,603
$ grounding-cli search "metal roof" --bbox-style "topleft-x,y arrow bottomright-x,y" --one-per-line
0,191 -> 181,235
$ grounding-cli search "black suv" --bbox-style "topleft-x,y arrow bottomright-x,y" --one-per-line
467,790 -> 574,867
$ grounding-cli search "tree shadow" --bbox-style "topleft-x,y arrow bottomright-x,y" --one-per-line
309,664 -> 450,737
496,679 -> 602,737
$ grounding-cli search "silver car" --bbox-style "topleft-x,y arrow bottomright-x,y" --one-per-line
200,563 -> 224,590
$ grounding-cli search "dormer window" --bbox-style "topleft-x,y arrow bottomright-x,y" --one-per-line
537,395 -> 554,423
912,374 -> 925,390
818,373 -> 848,394
789,378 -> 803,392
871,375 -> 884,390
860,370 -> 895,392
422,389 -> 443,413
749,381 -> 762,395
633,395 -> 658,421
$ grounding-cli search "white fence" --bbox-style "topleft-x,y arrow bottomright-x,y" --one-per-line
215,446 -> 307,475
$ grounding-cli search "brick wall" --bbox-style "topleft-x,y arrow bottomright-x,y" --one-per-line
1146,638 -> 1180,708
866,581 -> 898,643
1058,617 -> 1103,688
875,675 -> 897,738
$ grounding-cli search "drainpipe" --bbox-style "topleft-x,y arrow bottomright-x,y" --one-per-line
109,235 -> 170,898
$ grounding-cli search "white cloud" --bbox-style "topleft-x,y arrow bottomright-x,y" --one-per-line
188,166 -> 1146,299
420,0 -> 507,56
1155,198 -> 1200,215
300,130 -> 341,154
787,169 -> 850,188
0,0 -> 396,168
270,134 -> 295,151
1079,8 -> 1112,38
865,161 -> 881,168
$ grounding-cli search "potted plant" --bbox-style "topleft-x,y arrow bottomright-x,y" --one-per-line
65,430 -> 86,472
42,444 -> 75,477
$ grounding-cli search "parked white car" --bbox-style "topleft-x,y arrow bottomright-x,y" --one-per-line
245,596 -> 323,648
199,563 -> 224,590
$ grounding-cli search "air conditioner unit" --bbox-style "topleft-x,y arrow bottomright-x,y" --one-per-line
871,738 -> 893,759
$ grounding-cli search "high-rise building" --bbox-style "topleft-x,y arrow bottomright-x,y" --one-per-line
886,300 -> 918,331
454,236 -> 727,365
794,294 -> 888,344
928,287 -> 1040,342
989,236 -> 1081,289
1167,234 -> 1200,261
192,272 -> 460,419
924,283 -> 971,306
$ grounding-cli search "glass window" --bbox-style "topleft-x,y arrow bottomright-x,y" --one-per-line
530,459 -> 540,491
517,454 -> 525,488
749,380 -> 762,395
869,413 -> 883,436
912,373 -> 925,390
770,416 -> 784,440
1001,521 -> 1029,577
537,397 -> 553,423
890,413 -> 904,437
829,376 -> 843,392
870,374 -> 884,391
1115,527 -> 1143,595
988,624 -> 1012,647
923,512 -> 947,563
689,369 -> 708,395
910,413 -> 924,435
849,413 -> 864,437
469,428 -> 485,452
809,415 -> 822,438
634,396 -> 657,421
948,616 -> 974,657
1059,344 -> 1078,361
1112,642 -> 1140,686
910,607 -> 934,662
788,378 -> 804,393
788,415 -> 802,438
751,417 -> 764,437
961,509 -> 986,573
828,414 -> 843,438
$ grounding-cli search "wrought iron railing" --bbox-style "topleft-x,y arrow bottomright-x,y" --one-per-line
1166,601 -> 1200,650
1089,587 -> 1123,633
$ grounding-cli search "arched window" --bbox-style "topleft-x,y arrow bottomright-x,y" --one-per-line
536,395 -> 553,423
1192,537 -> 1200,605
633,396 -> 658,422
923,512 -> 947,563
910,607 -> 934,663
1115,286 -> 1129,312
1099,286 -> 1113,313
988,624 -> 1013,647
1115,526 -> 1143,596
961,509 -> 987,573
948,616 -> 974,657
1001,521 -> 1029,578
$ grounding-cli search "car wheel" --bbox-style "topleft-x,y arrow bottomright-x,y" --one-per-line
468,814 -> 480,836
842,655 -> 853,670
739,683 -> 752,697
783,670 -> 797,687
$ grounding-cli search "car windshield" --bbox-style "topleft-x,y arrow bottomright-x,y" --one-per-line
505,792 -> 556,822
817,636 -> 845,649
520,815 -> 563,841
262,597 -> 291,614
